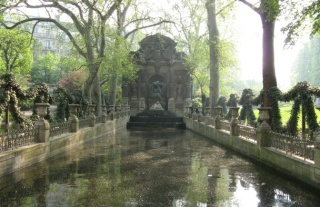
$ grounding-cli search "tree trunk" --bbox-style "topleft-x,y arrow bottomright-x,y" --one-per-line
109,75 -> 118,106
206,0 -> 220,116
261,14 -> 277,107
84,63 -> 102,113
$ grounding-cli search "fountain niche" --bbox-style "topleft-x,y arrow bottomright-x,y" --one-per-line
122,34 -> 192,117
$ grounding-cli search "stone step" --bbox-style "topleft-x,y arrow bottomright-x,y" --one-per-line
127,121 -> 186,129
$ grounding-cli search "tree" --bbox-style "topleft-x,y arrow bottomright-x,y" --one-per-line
31,52 -> 60,84
291,37 -> 320,86
283,1 -> 320,46
0,29 -> 33,75
106,0 -> 173,106
1,0 -> 123,113
238,0 -> 279,108
163,0 -> 238,111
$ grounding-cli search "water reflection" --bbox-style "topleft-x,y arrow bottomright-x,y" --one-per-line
0,129 -> 319,206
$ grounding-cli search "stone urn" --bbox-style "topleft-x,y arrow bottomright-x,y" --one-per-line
69,104 -> 79,116
258,107 -> 271,123
35,103 -> 50,119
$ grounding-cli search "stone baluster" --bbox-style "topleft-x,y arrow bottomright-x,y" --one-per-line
88,104 -> 96,127
69,104 -> 79,132
35,103 -> 50,142
215,106 -> 222,129
230,107 -> 240,136
257,107 -> 272,147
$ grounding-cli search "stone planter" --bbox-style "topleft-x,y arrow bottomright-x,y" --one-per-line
214,106 -> 222,129
35,103 -> 50,119
35,103 -> 50,143
229,107 -> 240,136
69,104 -> 79,132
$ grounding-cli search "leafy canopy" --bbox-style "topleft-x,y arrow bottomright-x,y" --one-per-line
0,29 -> 33,75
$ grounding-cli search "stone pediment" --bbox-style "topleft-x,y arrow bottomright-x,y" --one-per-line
134,33 -> 184,64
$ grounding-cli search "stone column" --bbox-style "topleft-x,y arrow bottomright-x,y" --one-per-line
214,106 -> 222,129
108,105 -> 115,120
230,107 -> 240,136
69,104 -> 79,132
35,103 -> 50,143
101,105 -> 107,123
88,104 -> 96,127
257,107 -> 272,147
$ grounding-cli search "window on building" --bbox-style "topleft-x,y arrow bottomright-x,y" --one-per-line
45,40 -> 51,49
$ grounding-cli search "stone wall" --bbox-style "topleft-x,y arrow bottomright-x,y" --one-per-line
184,116 -> 320,191
0,116 -> 129,177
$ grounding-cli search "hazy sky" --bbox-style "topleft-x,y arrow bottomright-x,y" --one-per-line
235,3 -> 305,90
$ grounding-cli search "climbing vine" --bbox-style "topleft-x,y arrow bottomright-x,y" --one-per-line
52,88 -> 89,122
239,89 -> 256,126
217,96 -> 227,117
225,93 -> 239,120
268,81 -> 320,134
0,73 -> 51,128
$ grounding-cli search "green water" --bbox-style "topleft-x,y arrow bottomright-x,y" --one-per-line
0,129 -> 319,207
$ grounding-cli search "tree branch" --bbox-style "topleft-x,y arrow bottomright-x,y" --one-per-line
124,20 -> 174,39
2,17 -> 87,58
238,0 -> 260,14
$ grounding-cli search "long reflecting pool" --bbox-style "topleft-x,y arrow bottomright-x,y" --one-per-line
0,129 -> 319,207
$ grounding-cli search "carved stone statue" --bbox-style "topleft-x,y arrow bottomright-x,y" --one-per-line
151,81 -> 164,101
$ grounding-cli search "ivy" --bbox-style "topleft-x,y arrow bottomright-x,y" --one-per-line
238,89 -> 256,126
225,93 -> 238,120
52,87 -> 89,122
0,73 -> 51,128
268,81 -> 320,134
217,96 -> 227,116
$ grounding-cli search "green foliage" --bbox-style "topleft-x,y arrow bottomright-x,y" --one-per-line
0,29 -> 33,75
291,37 -> 320,86
53,88 -> 73,122
0,73 -> 51,128
282,1 -> 320,46
53,87 -> 89,122
99,32 -> 138,84
31,52 -> 60,84
238,89 -> 256,126
225,93 -> 239,120
217,96 -> 227,116
260,0 -> 280,22
268,81 -> 320,134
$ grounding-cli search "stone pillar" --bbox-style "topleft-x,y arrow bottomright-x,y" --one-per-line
88,104 -> 96,127
108,105 -> 115,120
101,105 -> 107,123
69,104 -> 79,132
206,107 -> 211,117
230,107 -> 240,136
214,106 -> 222,129
257,107 -> 272,147
35,103 -> 50,143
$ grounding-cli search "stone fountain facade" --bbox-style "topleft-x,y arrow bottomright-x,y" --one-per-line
122,34 -> 192,116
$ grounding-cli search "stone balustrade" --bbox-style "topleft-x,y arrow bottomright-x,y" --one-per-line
184,105 -> 320,191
